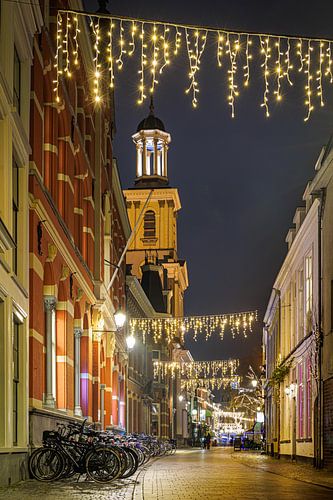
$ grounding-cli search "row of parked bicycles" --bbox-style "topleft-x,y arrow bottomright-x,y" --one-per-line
28,419 -> 176,483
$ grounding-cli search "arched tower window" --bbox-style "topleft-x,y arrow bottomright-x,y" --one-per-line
144,210 -> 156,238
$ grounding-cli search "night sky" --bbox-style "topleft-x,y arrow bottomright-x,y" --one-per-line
86,1 -> 333,370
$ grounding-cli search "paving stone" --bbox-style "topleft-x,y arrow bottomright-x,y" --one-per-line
0,448 -> 332,499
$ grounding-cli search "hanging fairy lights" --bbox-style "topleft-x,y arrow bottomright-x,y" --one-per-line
153,359 -> 239,380
181,377 -> 240,392
54,10 -> 333,120
129,311 -> 257,345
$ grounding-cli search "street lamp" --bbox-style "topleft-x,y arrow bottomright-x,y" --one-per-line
178,395 -> 184,402
126,334 -> 136,350
114,309 -> 126,329
251,379 -> 258,388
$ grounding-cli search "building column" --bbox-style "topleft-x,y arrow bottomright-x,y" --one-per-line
112,356 -> 119,426
44,296 -> 56,408
142,138 -> 147,175
119,372 -> 125,428
136,144 -> 142,177
153,138 -> 158,175
163,144 -> 168,177
74,327 -> 83,416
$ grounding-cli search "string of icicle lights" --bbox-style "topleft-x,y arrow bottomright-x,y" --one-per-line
153,359 -> 239,380
129,311 -> 257,344
181,377 -> 240,392
55,9 -> 333,120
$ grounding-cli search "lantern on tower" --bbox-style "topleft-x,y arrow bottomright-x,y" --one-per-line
133,97 -> 171,187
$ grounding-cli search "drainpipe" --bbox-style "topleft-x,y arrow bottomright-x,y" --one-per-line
312,188 -> 326,468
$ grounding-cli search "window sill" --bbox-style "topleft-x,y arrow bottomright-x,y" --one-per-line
141,238 -> 157,246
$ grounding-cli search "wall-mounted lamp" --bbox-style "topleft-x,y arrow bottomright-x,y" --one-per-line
114,309 -> 126,329
126,335 -> 136,350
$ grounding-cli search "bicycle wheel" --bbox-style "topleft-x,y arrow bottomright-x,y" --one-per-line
85,447 -> 121,483
119,447 -> 139,479
29,447 -> 64,481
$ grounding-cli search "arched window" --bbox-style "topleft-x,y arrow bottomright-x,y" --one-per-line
144,210 -> 156,238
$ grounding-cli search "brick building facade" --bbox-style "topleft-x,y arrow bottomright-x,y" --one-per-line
28,0 -> 129,443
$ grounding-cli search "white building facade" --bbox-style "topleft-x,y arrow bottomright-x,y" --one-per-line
0,0 -> 42,485
264,135 -> 333,467
264,191 -> 319,462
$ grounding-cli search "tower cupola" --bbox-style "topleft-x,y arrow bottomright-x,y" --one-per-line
133,98 -> 171,187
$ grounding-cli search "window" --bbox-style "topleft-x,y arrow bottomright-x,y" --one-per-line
12,158 -> 19,275
152,350 -> 160,382
305,254 -> 313,316
143,210 -> 156,238
306,359 -> 312,438
13,46 -> 21,114
298,268 -> 304,341
12,316 -> 20,446
151,403 -> 160,437
297,363 -> 304,439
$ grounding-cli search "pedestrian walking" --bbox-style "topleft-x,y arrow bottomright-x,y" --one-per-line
206,432 -> 211,450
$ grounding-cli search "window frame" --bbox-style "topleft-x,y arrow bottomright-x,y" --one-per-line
12,314 -> 20,446
12,157 -> 19,275
143,210 -> 156,239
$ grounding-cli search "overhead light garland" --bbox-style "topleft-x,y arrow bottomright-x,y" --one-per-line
181,376 -> 240,392
54,9 -> 333,120
129,310 -> 257,344
153,359 -> 239,380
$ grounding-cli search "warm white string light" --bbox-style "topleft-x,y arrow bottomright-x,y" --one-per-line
181,376 -> 240,392
108,19 -> 115,88
274,37 -> 283,101
217,31 -> 224,68
317,42 -> 325,107
297,38 -> 305,72
73,15 -> 80,67
55,11 -> 333,119
243,34 -> 252,87
53,11 -> 63,103
150,23 -> 159,93
160,25 -> 170,74
260,36 -> 271,117
138,22 -> 147,104
63,12 -> 71,77
116,19 -> 126,70
284,38 -> 293,86
128,20 -> 137,56
226,33 -> 239,117
325,42 -> 333,83
185,28 -> 207,107
129,311 -> 257,344
153,359 -> 240,380
174,26 -> 182,55
90,17 -> 101,103
304,40 -> 314,121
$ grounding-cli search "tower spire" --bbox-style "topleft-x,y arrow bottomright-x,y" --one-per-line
149,95 -> 155,115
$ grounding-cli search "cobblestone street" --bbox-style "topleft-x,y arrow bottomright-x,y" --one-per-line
1,448 -> 333,500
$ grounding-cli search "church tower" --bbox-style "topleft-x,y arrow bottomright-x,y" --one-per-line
124,100 -> 188,317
